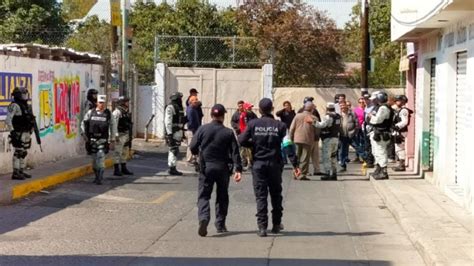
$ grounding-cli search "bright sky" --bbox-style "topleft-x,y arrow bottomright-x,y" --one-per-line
84,0 -> 357,29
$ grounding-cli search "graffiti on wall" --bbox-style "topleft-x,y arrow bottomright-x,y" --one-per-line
38,70 -> 81,138
0,72 -> 33,118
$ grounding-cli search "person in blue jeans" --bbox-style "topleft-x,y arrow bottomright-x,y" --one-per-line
338,101 -> 359,172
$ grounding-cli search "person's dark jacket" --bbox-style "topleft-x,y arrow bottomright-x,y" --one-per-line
231,110 -> 241,134
190,120 -> 242,173
238,114 -> 298,168
186,105 -> 202,134
276,108 -> 296,129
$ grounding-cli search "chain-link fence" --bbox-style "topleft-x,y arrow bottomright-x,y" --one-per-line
154,35 -> 268,67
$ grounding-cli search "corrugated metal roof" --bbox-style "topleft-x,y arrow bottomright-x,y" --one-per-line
0,43 -> 102,64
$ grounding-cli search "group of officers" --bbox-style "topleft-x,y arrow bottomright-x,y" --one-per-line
5,87 -> 134,185
163,90 -> 410,237
5,86 -> 409,238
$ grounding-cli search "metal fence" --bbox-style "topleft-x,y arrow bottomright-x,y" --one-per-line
154,35 -> 267,67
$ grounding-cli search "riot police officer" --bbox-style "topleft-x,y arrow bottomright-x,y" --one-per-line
85,88 -> 98,110
190,104 -> 243,237
308,102 -> 341,181
239,98 -> 300,237
392,95 -> 411,172
368,91 -> 394,180
6,87 -> 36,180
81,95 -> 115,185
164,92 -> 186,175
112,96 -> 134,176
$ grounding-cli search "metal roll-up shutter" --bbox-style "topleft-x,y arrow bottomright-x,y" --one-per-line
429,58 -> 436,170
455,51 -> 468,185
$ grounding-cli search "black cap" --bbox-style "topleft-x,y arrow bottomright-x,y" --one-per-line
259,98 -> 273,113
190,88 -> 198,94
211,104 -> 227,117
303,96 -> 314,103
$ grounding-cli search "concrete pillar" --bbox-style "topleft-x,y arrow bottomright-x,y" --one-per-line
153,63 -> 166,138
262,64 -> 273,100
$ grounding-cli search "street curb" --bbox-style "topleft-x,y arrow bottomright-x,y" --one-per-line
370,177 -> 446,266
9,158 -> 115,203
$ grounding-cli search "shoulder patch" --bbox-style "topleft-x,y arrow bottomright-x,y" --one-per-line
8,103 -> 18,113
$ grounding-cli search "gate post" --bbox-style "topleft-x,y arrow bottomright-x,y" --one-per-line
153,63 -> 167,138
262,64 -> 273,100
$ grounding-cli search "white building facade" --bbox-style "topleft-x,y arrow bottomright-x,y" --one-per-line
392,0 -> 474,212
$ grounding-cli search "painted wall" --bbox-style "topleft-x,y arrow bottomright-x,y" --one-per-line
151,65 -> 265,138
0,54 -> 103,174
413,17 -> 474,212
273,87 -> 405,114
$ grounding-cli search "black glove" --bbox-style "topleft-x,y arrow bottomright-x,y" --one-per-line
165,134 -> 175,146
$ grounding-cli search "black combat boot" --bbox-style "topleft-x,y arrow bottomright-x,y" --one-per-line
11,169 -> 25,180
121,163 -> 133,175
374,167 -> 389,180
198,220 -> 209,237
271,223 -> 284,234
393,160 -> 406,172
20,170 -> 32,179
113,164 -> 122,176
370,164 -> 381,179
168,167 -> 183,176
321,171 -> 331,181
257,227 -> 267,237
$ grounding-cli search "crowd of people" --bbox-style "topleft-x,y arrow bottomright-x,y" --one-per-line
160,88 -> 411,237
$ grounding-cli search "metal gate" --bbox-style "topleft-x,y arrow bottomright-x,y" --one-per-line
455,51 -> 468,185
428,58 -> 436,170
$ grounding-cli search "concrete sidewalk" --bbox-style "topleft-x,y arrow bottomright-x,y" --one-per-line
370,171 -> 473,265
0,155 -> 116,205
0,139 -> 187,205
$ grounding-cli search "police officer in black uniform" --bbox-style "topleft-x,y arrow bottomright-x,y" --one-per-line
190,104 -> 243,237
239,98 -> 301,237
164,92 -> 186,175
6,87 -> 36,180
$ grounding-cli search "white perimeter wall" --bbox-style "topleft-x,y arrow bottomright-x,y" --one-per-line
0,54 -> 103,174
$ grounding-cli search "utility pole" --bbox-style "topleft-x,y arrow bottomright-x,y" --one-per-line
360,0 -> 369,93
122,0 -> 130,97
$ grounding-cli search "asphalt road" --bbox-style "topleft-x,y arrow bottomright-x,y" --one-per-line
0,144 -> 425,265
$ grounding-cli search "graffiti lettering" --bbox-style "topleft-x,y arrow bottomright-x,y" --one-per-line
54,76 -> 81,138
0,72 -> 33,118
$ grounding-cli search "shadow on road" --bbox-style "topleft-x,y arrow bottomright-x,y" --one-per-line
212,230 -> 383,238
0,255 -> 393,266
0,148 -> 189,236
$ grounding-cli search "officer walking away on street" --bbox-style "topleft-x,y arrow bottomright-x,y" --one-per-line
190,104 -> 243,237
368,91 -> 394,180
164,92 -> 186,176
81,95 -> 115,185
239,98 -> 301,237
111,96 -> 134,176
392,95 -> 411,172
306,102 -> 341,181
6,87 -> 38,180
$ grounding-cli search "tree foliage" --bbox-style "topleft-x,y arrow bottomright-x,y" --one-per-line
65,15 -> 111,65
129,0 -> 239,83
343,0 -> 402,87
0,0 -> 69,45
237,2 -> 344,86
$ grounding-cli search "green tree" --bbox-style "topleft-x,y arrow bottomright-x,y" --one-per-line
238,2 -> 344,86
129,0 -> 240,83
342,0 -> 402,87
0,0 -> 70,45
65,15 -> 111,63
